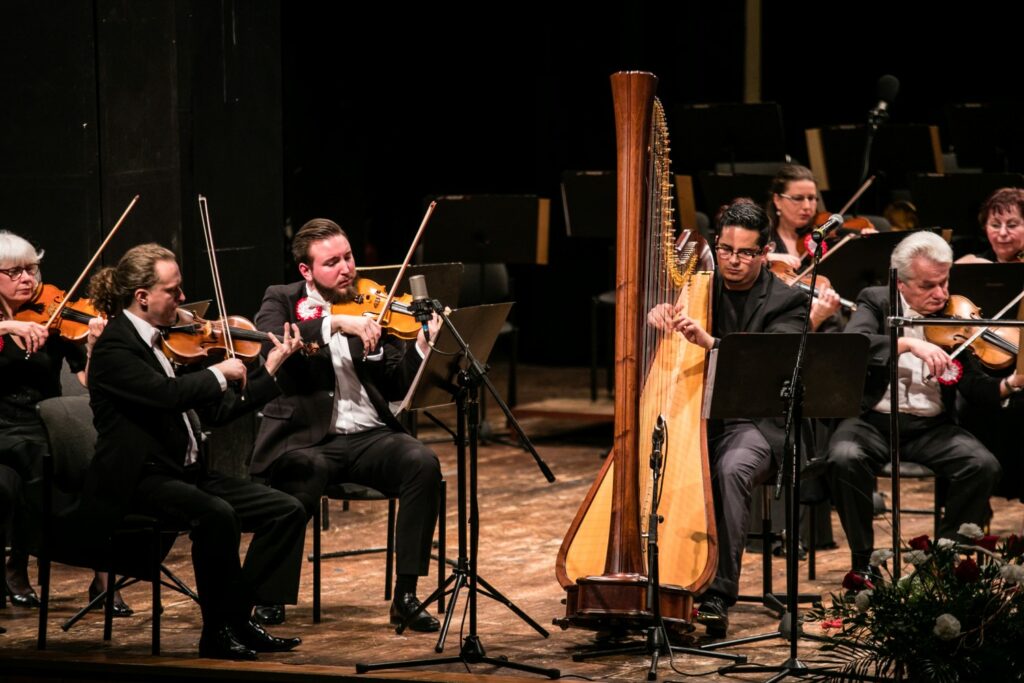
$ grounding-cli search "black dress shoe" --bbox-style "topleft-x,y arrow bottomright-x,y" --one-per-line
198,625 -> 258,661
253,604 -> 285,625
88,579 -> 134,618
233,619 -> 301,653
390,593 -> 440,632
5,581 -> 40,608
696,594 -> 729,639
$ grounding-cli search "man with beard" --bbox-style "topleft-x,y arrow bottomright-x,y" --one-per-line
249,218 -> 442,632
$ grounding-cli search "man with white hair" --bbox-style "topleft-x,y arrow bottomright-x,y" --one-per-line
825,231 -> 1014,574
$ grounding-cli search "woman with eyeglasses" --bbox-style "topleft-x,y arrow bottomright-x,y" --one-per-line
0,230 -> 132,617
957,187 -> 1024,264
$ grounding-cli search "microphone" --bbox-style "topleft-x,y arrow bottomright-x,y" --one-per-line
869,74 -> 899,125
811,213 -> 844,243
408,274 -> 434,340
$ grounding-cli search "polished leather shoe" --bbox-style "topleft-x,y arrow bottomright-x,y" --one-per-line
233,619 -> 301,653
253,604 -> 285,625
5,581 -> 40,608
696,594 -> 729,639
198,625 -> 258,661
390,593 -> 439,632
89,580 -> 134,618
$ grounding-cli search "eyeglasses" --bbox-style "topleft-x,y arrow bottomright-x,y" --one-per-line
715,245 -> 762,261
778,193 -> 818,204
0,264 -> 39,280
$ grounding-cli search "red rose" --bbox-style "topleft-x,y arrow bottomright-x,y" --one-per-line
1007,534 -> 1024,558
955,557 -> 980,583
909,535 -> 932,551
842,570 -> 874,591
978,535 -> 1000,552
821,618 -> 844,630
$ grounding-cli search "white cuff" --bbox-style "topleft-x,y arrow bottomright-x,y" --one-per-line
208,366 -> 227,391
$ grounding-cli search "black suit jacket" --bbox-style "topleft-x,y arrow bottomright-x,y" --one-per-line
249,281 -> 422,476
712,268 -> 809,458
79,312 -> 279,532
845,286 -> 1001,414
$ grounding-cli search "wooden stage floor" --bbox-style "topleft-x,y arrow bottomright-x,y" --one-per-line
2,365 -> 1023,682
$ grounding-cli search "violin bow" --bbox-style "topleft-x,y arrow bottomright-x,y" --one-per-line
196,195 -> 236,360
373,201 -> 437,328
793,175 -> 876,281
43,194 -> 140,329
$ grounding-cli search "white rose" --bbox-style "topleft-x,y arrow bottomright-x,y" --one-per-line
957,523 -> 985,540
933,613 -> 961,640
854,589 -> 873,612
936,538 -> 956,549
904,550 -> 930,566
870,549 -> 894,567
999,564 -> 1024,584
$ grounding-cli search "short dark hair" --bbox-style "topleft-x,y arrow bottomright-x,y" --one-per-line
715,198 -> 771,247
978,187 -> 1024,228
291,218 -> 348,265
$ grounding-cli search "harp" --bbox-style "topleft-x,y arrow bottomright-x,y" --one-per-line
555,71 -> 717,633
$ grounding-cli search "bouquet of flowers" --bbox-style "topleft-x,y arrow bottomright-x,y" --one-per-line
807,524 -> 1024,682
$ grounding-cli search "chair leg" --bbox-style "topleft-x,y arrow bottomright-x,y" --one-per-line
36,553 -> 49,649
103,567 -> 115,642
152,530 -> 161,656
313,498 -> 322,624
384,499 -> 396,601
437,480 -> 446,614
508,327 -> 518,408
807,503 -> 817,581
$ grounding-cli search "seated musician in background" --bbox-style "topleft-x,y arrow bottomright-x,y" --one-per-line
955,187 -> 1024,502
648,199 -> 808,638
249,218 -> 442,632
0,231 -> 131,617
82,243 -> 307,660
823,231 -> 1006,577
763,164 -> 842,331
956,187 -> 1024,264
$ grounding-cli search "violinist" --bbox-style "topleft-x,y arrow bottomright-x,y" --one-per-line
249,218 -> 442,633
647,199 -> 808,638
956,187 -> 1024,264
0,231 -> 132,618
764,164 -> 843,331
80,243 -> 307,660
954,187 -> 1024,501
821,231 -> 1004,578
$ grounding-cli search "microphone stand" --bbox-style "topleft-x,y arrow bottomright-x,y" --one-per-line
708,228 -> 834,681
855,101 -> 889,216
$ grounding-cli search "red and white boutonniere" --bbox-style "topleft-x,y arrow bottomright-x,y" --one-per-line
802,233 -> 828,258
295,296 -> 324,322
936,358 -> 962,386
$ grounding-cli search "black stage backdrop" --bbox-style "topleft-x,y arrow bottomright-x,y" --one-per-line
2,2 -> 1022,364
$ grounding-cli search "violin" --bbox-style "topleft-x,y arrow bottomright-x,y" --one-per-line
158,310 -> 316,365
923,294 -> 1018,370
13,283 -> 103,342
768,261 -> 857,312
330,277 -> 421,340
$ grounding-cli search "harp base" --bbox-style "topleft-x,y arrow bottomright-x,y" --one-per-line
555,575 -> 694,635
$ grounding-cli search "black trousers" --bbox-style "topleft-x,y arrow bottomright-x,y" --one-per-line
266,427 -> 441,578
130,465 -> 306,629
826,411 -> 1001,567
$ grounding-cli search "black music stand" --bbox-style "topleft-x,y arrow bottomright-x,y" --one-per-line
949,263 -> 1024,318
356,303 -> 559,679
670,102 -> 786,174
699,333 -> 868,681
817,231 -> 909,300
695,172 -> 775,225
560,170 -> 616,239
911,172 -> 1024,240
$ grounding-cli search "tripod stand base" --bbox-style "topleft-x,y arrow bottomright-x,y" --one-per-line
355,635 -> 560,679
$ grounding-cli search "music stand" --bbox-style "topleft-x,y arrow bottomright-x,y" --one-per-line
670,102 -> 786,174
699,333 -> 868,681
817,231 -> 909,300
949,263 -> 1024,318
695,172 -> 774,224
357,303 -> 559,679
911,172 -> 1024,239
560,171 -> 615,239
